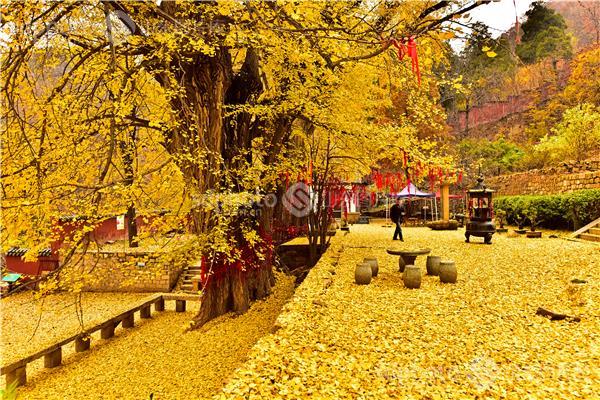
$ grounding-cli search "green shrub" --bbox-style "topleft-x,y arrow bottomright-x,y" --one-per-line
564,189 -> 600,229
494,189 -> 600,230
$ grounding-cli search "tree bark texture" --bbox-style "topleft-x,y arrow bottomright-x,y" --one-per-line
158,46 -> 277,328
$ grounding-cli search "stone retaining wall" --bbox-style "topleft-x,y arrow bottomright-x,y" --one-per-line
74,251 -> 190,292
487,160 -> 600,196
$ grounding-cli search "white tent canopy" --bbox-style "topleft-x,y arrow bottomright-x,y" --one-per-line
384,183 -> 438,223
391,183 -> 434,198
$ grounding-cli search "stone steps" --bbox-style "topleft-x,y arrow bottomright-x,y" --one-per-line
579,233 -> 600,242
572,217 -> 600,243
175,263 -> 204,293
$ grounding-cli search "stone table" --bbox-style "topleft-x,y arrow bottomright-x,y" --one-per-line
386,248 -> 431,272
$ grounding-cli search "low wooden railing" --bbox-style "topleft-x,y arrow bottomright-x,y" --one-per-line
2,293 -> 200,387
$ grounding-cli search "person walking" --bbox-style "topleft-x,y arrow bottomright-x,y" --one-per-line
390,198 -> 404,241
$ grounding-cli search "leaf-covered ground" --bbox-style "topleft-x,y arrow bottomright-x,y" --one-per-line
3,226 -> 598,399
1,292 -> 149,366
218,225 -> 599,399
3,274 -> 295,399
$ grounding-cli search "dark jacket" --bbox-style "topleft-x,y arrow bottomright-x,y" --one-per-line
390,203 -> 404,223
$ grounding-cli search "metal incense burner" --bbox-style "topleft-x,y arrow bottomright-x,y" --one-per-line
465,176 -> 496,244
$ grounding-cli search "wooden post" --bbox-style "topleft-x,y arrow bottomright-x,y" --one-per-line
122,312 -> 134,328
6,365 -> 26,387
44,347 -> 62,368
175,300 -> 186,312
140,305 -> 151,319
75,335 -> 91,352
441,183 -> 450,221
155,298 -> 165,312
101,322 -> 115,339
191,276 -> 201,292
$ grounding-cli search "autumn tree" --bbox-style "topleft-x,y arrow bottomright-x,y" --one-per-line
549,1 -> 600,49
441,22 -> 517,136
521,45 -> 600,151
517,1 -> 572,65
535,103 -> 600,163
577,0 -> 600,46
294,58 -> 452,263
562,46 -> 600,107
1,0 -> 490,326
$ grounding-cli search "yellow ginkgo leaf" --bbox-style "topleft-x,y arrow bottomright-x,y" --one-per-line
482,46 -> 491,52
486,51 -> 498,58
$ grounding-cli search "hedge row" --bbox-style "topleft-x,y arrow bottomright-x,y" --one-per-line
493,189 -> 600,230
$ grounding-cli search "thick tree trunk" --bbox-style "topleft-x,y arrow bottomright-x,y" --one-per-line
126,205 -> 138,248
164,50 -> 232,234
194,198 -> 276,327
120,116 -> 138,247
161,47 -> 276,328
192,261 -> 274,328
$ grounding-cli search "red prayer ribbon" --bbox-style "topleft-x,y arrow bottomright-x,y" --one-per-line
390,37 -> 421,85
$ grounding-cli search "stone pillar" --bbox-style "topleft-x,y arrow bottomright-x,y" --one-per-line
441,183 -> 450,221
155,298 -> 165,312
101,322 -> 115,339
75,335 -> 91,352
6,366 -> 26,387
140,305 -> 151,319
122,313 -> 135,328
175,300 -> 186,312
44,347 -> 62,368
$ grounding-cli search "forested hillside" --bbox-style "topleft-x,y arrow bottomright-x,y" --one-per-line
550,1 -> 600,49
444,1 -> 600,179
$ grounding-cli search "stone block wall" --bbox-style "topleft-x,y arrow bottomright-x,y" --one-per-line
487,160 -> 600,196
72,251 -> 190,292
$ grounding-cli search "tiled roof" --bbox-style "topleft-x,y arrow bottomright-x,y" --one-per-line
5,247 -> 53,257
58,215 -> 88,222
6,247 -> 27,257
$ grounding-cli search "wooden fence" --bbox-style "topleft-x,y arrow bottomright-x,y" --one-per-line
2,293 -> 200,387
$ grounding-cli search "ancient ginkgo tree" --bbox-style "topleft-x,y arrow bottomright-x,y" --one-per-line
1,0 -> 488,326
